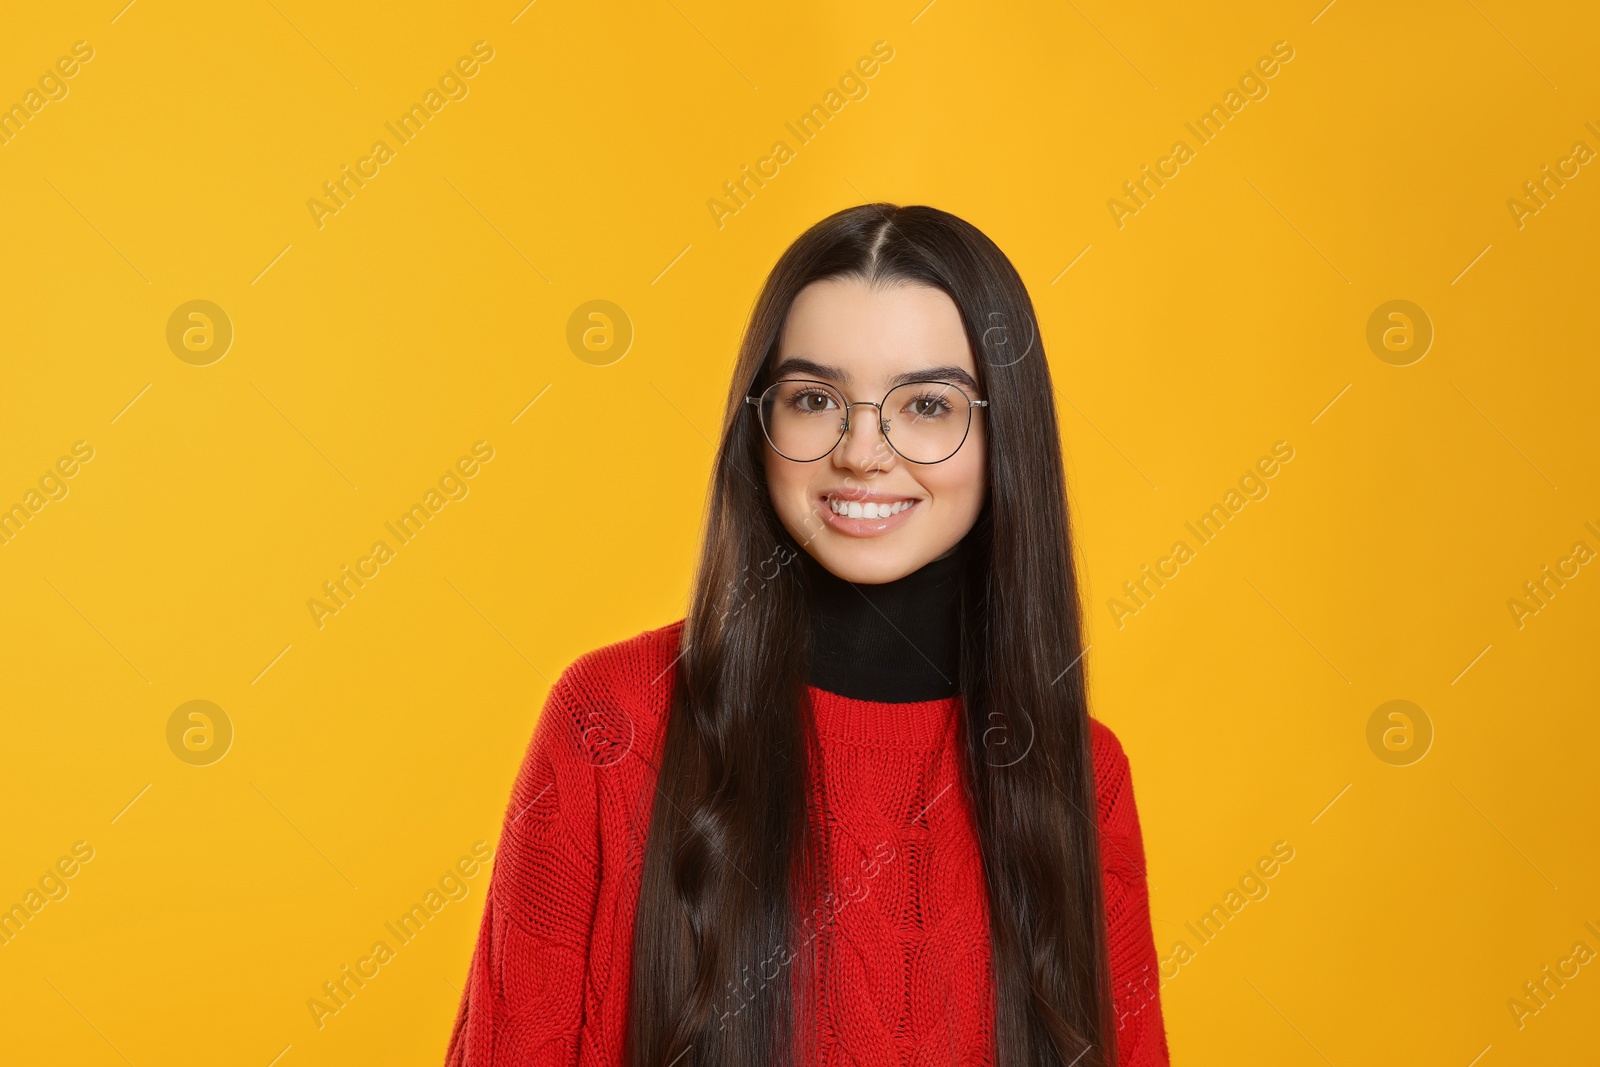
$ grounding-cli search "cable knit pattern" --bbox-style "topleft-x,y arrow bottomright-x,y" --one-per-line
445,620 -> 1169,1067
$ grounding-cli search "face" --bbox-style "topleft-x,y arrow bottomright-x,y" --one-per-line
762,278 -> 988,584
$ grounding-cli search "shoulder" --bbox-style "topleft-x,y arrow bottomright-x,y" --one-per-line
558,617 -> 686,699
540,619 -> 685,763
1087,718 -> 1139,833
1088,716 -> 1125,762
1088,717 -> 1131,784
1087,718 -> 1153,895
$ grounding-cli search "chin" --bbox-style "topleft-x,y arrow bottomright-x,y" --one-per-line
808,537 -> 939,585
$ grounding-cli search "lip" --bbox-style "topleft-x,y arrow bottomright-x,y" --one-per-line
816,489 -> 922,538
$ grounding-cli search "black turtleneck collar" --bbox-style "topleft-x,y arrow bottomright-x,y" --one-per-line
802,542 -> 965,703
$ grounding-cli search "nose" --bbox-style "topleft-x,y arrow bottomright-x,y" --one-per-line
833,401 -> 896,474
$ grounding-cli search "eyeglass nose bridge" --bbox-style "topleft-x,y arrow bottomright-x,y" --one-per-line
838,398 -> 892,438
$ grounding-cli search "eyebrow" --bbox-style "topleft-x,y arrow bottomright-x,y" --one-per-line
771,356 -> 980,393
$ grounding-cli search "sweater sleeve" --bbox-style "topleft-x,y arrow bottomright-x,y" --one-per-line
1093,724 -> 1171,1067
445,665 -> 605,1067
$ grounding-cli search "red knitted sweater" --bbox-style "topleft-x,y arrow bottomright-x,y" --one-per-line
445,620 -> 1169,1066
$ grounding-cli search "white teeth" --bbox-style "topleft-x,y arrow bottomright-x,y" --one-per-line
828,497 -> 915,518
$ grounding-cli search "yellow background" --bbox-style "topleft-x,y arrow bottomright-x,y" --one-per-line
2,0 -> 1596,1063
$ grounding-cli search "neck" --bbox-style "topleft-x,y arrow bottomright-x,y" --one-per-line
802,544 -> 965,703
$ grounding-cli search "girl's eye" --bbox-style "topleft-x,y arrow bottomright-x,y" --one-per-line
789,390 -> 838,413
902,394 -> 953,419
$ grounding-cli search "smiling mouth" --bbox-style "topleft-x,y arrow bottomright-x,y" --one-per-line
823,494 -> 918,520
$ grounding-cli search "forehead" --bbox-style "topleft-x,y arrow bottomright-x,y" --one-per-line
775,278 -> 975,386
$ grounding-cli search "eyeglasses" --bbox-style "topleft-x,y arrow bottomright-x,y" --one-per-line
746,378 -> 988,464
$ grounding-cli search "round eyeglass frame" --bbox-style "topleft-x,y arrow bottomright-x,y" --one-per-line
745,377 -> 989,465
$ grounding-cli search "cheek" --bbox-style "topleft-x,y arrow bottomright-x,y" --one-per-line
762,452 -> 809,523
921,441 -> 986,528
942,432 -> 987,513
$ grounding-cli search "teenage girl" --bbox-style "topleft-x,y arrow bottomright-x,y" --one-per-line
446,204 -> 1170,1066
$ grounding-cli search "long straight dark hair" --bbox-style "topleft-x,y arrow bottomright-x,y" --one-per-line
628,204 -> 1113,1067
